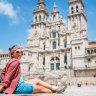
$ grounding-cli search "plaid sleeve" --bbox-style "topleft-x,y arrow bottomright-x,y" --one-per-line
1,67 -> 6,81
1,60 -> 20,87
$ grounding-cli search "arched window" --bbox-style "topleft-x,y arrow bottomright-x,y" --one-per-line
53,15 -> 56,21
76,6 -> 79,12
56,63 -> 60,70
71,7 -> 74,14
39,15 -> 41,21
50,57 -> 60,71
35,16 -> 37,22
91,50 -> 94,54
43,57 -> 45,65
78,46 -> 80,50
43,45 -> 45,50
52,32 -> 56,38
87,50 -> 90,54
51,63 -> 54,71
64,56 -> 67,64
53,41 -> 56,49
88,58 -> 91,62
51,57 -> 54,61
64,42 -> 67,48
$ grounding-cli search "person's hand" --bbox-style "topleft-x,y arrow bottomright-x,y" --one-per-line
0,85 -> 4,92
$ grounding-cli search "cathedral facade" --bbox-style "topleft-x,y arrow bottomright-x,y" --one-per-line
0,0 -> 96,79
20,0 -> 96,77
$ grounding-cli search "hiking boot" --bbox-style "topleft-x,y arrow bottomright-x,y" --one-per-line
54,86 -> 66,93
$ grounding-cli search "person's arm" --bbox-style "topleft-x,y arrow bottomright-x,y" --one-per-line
0,66 -> 6,92
1,60 -> 20,88
0,85 -> 4,92
1,66 -> 6,82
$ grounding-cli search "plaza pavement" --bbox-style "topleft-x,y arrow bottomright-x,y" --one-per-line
0,85 -> 96,96
64,85 -> 96,96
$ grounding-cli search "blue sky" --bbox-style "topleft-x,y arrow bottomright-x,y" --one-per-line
0,0 -> 96,52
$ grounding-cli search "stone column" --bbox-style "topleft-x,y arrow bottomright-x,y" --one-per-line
46,39 -> 50,50
38,53 -> 43,72
60,36 -> 63,49
60,51 -> 64,70
39,39 -> 44,51
45,53 -> 50,72
67,50 -> 70,66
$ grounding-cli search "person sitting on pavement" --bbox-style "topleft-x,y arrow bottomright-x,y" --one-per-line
0,45 -> 66,94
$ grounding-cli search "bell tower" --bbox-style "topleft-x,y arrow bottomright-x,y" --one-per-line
31,0 -> 49,35
67,0 -> 87,31
26,0 -> 49,49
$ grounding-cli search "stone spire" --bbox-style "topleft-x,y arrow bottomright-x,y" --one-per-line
51,2 -> 59,14
53,2 -> 57,12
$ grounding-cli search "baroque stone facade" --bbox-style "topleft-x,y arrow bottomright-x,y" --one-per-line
0,0 -> 96,82
20,0 -> 96,78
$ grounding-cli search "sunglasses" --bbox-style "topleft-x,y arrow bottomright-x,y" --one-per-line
16,51 -> 23,55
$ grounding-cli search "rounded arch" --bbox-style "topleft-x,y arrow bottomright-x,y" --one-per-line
35,16 -> 37,22
76,5 -> 79,12
53,15 -> 56,21
50,56 -> 60,61
39,15 -> 41,21
71,7 -> 74,14
50,57 -> 54,61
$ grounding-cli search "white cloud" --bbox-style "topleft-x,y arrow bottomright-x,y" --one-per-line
0,0 -> 18,24
0,49 -> 3,52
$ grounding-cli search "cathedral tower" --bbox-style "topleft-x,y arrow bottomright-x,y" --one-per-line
67,0 -> 87,30
31,0 -> 49,35
67,0 -> 88,74
26,0 -> 49,49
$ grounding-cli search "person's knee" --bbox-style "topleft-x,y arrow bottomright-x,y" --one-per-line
34,78 -> 41,83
